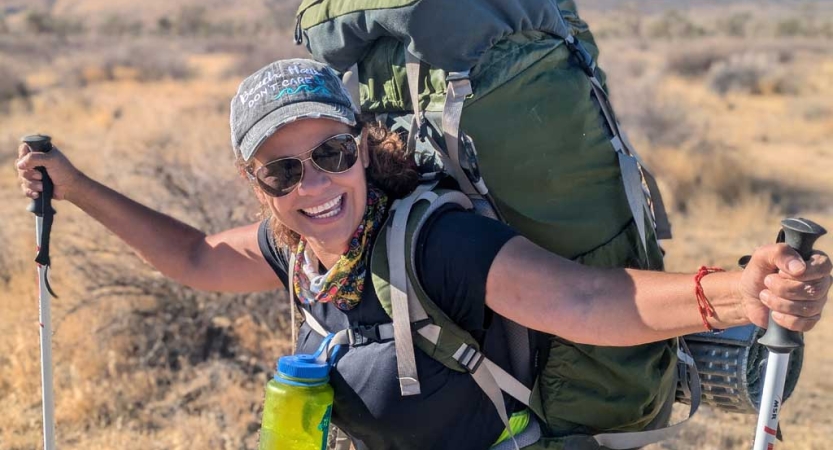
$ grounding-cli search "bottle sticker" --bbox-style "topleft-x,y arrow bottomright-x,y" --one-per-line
318,404 -> 333,450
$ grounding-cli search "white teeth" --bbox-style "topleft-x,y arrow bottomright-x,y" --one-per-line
302,195 -> 343,218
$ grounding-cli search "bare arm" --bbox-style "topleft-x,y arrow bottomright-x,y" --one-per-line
486,236 -> 831,346
17,144 -> 281,293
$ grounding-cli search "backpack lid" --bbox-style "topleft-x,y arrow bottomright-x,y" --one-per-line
296,0 -> 573,72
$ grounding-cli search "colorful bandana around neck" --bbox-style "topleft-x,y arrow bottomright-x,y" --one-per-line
292,187 -> 388,311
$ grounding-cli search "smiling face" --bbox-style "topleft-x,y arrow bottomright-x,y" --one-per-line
252,118 -> 369,262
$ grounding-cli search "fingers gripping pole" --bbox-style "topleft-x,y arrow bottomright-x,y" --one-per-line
23,134 -> 58,450
752,218 -> 826,450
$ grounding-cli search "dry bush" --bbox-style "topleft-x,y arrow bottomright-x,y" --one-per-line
0,35 -> 63,68
649,144 -> 752,214
23,10 -> 86,36
59,40 -> 192,86
0,65 -> 30,107
613,77 -> 695,149
646,10 -> 707,39
666,46 -> 733,78
666,43 -> 793,79
60,150 -> 290,374
97,15 -> 144,38
707,51 -> 802,96
801,102 -> 832,122
716,12 -> 754,38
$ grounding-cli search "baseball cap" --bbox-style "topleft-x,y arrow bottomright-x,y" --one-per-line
230,58 -> 357,161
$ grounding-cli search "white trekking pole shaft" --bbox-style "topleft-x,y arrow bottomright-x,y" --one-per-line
752,218 -> 826,450
24,134 -> 58,450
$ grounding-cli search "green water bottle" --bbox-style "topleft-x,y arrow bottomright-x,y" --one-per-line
258,353 -> 334,450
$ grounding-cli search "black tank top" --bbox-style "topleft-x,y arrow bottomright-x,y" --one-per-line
257,208 -> 519,450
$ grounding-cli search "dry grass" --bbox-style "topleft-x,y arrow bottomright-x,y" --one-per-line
1,1 -> 832,450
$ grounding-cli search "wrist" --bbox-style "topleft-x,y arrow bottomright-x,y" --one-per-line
700,270 -> 747,329
63,171 -> 92,205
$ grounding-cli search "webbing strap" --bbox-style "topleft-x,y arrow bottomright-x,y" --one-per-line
617,149 -> 650,264
415,318 -> 532,409
301,307 -> 330,337
591,340 -> 702,449
405,50 -> 423,155
332,428 -> 352,450
482,358 -> 532,407
455,344 -> 520,450
589,74 -> 673,245
620,130 -> 673,240
387,183 -> 437,396
589,75 -> 651,261
442,74 -> 479,196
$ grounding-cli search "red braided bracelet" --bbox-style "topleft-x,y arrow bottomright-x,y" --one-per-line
695,266 -> 725,331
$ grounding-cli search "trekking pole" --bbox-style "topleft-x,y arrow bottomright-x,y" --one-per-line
24,134 -> 58,450
752,218 -> 826,450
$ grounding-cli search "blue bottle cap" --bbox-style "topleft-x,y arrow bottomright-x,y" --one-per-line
277,354 -> 330,382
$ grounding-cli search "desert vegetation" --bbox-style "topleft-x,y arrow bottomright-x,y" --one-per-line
1,1 -> 832,449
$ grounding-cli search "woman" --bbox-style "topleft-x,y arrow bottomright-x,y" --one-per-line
16,59 -> 832,450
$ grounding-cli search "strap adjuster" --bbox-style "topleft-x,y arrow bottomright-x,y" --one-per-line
454,344 -> 485,373
347,324 -> 380,346
564,35 -> 596,77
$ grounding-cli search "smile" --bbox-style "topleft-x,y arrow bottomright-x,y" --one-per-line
300,194 -> 344,219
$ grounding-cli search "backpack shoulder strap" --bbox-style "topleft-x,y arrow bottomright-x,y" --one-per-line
371,183 -> 533,449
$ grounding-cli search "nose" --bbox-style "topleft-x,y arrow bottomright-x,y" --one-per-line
296,158 -> 331,196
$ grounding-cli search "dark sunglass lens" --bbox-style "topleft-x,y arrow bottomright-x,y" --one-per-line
257,159 -> 303,196
312,135 -> 358,173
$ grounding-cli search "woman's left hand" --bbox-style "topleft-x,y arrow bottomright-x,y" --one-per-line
740,244 -> 832,331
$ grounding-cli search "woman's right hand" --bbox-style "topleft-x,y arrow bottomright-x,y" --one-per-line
16,143 -> 85,201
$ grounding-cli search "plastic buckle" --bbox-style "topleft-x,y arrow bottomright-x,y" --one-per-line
446,70 -> 470,82
457,345 -> 485,373
564,35 -> 596,77
347,324 -> 382,347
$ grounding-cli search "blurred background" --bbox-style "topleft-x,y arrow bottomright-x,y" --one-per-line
0,1 -> 831,449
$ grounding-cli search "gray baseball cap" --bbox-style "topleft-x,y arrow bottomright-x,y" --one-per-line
230,58 -> 357,161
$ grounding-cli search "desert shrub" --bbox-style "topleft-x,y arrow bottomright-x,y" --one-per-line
717,12 -> 753,37
0,65 -> 29,107
98,15 -> 143,37
776,18 -> 806,37
23,10 -> 86,36
666,46 -> 731,78
0,35 -> 63,65
654,144 -> 752,214
647,10 -> 708,39
614,80 -> 694,149
154,6 -> 246,37
801,103 -> 832,122
64,152 -> 289,374
707,52 -> 799,96
62,40 -> 192,86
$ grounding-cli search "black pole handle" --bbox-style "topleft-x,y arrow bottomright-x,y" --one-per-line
757,218 -> 827,353
23,134 -> 56,217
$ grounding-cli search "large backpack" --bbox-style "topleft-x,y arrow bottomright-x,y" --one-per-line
292,1 -> 688,449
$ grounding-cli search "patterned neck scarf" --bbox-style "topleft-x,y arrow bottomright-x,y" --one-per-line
292,187 -> 388,311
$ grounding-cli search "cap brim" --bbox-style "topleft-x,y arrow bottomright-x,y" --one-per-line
240,101 -> 357,161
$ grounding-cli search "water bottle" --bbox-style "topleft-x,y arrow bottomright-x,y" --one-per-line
258,340 -> 335,450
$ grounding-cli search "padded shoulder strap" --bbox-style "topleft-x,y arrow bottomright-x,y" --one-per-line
371,184 -> 531,450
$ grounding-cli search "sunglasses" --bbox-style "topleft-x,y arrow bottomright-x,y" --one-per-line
251,133 -> 361,197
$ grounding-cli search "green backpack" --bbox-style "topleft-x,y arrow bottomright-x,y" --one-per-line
293,1 -> 692,449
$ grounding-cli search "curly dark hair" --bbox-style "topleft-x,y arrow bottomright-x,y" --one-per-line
235,119 -> 421,249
